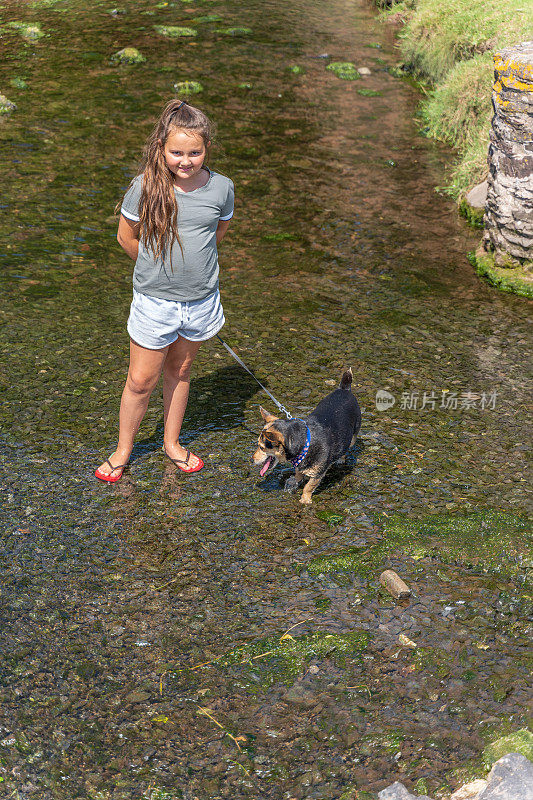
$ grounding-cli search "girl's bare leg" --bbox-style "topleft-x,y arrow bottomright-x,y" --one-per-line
97,339 -> 168,477
162,335 -> 202,466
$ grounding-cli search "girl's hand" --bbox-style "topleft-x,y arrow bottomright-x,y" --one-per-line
117,215 -> 141,261
216,218 -> 231,246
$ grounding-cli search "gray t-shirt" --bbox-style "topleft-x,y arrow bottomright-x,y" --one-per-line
120,168 -> 234,301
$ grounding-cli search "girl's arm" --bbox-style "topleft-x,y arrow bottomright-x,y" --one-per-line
216,219 -> 231,246
117,215 -> 141,260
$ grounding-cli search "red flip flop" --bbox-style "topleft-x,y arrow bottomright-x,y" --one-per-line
95,459 -> 128,483
163,448 -> 204,473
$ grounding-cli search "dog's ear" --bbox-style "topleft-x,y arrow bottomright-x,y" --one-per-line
259,406 -> 278,423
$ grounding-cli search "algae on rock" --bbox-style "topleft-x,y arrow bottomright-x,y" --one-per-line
326,61 -> 360,80
154,25 -> 197,37
111,47 -> 146,64
7,21 -> 45,40
173,80 -> 203,95
0,94 -> 17,115
483,728 -> 533,766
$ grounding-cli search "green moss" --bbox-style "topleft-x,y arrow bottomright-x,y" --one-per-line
459,197 -> 484,228
357,88 -> 383,96
308,510 -> 531,579
216,26 -> 252,36
0,94 -> 16,115
111,47 -> 146,64
191,14 -> 222,22
316,509 -> 344,526
414,646 -> 454,678
9,77 -> 28,90
154,25 -> 197,37
262,232 -> 298,241
469,250 -> 533,300
326,61 -> 360,80
7,21 -> 45,40
483,728 -> 533,766
288,64 -> 305,74
173,80 -> 203,95
212,630 -> 369,687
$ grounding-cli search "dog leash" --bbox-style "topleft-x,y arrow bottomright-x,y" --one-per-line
215,334 -> 293,420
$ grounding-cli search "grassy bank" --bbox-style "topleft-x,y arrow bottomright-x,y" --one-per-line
376,0 -> 532,199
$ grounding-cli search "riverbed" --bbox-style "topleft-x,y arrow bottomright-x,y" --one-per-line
0,0 -> 531,798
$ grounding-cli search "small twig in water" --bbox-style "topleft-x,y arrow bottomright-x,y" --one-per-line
197,707 -> 243,751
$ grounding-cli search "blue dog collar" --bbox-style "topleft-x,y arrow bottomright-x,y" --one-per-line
291,422 -> 311,468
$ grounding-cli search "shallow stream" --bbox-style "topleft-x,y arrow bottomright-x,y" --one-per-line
0,0 -> 531,798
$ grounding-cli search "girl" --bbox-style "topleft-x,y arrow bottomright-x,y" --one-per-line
95,99 -> 234,482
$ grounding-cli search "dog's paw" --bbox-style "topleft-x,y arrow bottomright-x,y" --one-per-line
285,475 -> 299,493
299,494 -> 312,505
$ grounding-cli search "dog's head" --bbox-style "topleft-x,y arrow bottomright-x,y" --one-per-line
252,407 -> 290,476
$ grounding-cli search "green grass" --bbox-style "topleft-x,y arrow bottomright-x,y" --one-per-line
377,0 -> 533,197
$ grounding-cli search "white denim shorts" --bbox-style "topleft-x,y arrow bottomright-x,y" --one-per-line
127,288 -> 225,350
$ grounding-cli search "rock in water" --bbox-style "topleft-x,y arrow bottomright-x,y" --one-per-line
450,779 -> 488,800
378,782 -> 434,800
478,753 -> 533,800
466,181 -> 488,210
380,569 -> 411,599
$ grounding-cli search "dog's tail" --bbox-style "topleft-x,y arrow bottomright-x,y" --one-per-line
340,367 -> 353,391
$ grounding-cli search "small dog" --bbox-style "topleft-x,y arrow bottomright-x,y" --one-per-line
252,368 -> 361,504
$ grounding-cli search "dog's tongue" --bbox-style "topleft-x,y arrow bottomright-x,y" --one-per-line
260,457 -> 273,477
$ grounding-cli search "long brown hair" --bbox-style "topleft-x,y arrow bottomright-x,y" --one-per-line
120,99 -> 213,260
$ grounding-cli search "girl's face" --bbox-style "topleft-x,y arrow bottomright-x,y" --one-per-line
162,128 -> 209,181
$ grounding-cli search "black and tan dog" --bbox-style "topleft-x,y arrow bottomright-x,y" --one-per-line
252,368 -> 361,504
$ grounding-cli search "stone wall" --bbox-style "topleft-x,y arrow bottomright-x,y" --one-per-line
482,40 -> 533,267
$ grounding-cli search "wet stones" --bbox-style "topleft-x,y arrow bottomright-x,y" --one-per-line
111,47 -> 146,64
380,569 -> 411,599
379,754 -> 533,800
450,781 -> 488,800
479,754 -> 533,800
378,781 -> 434,800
